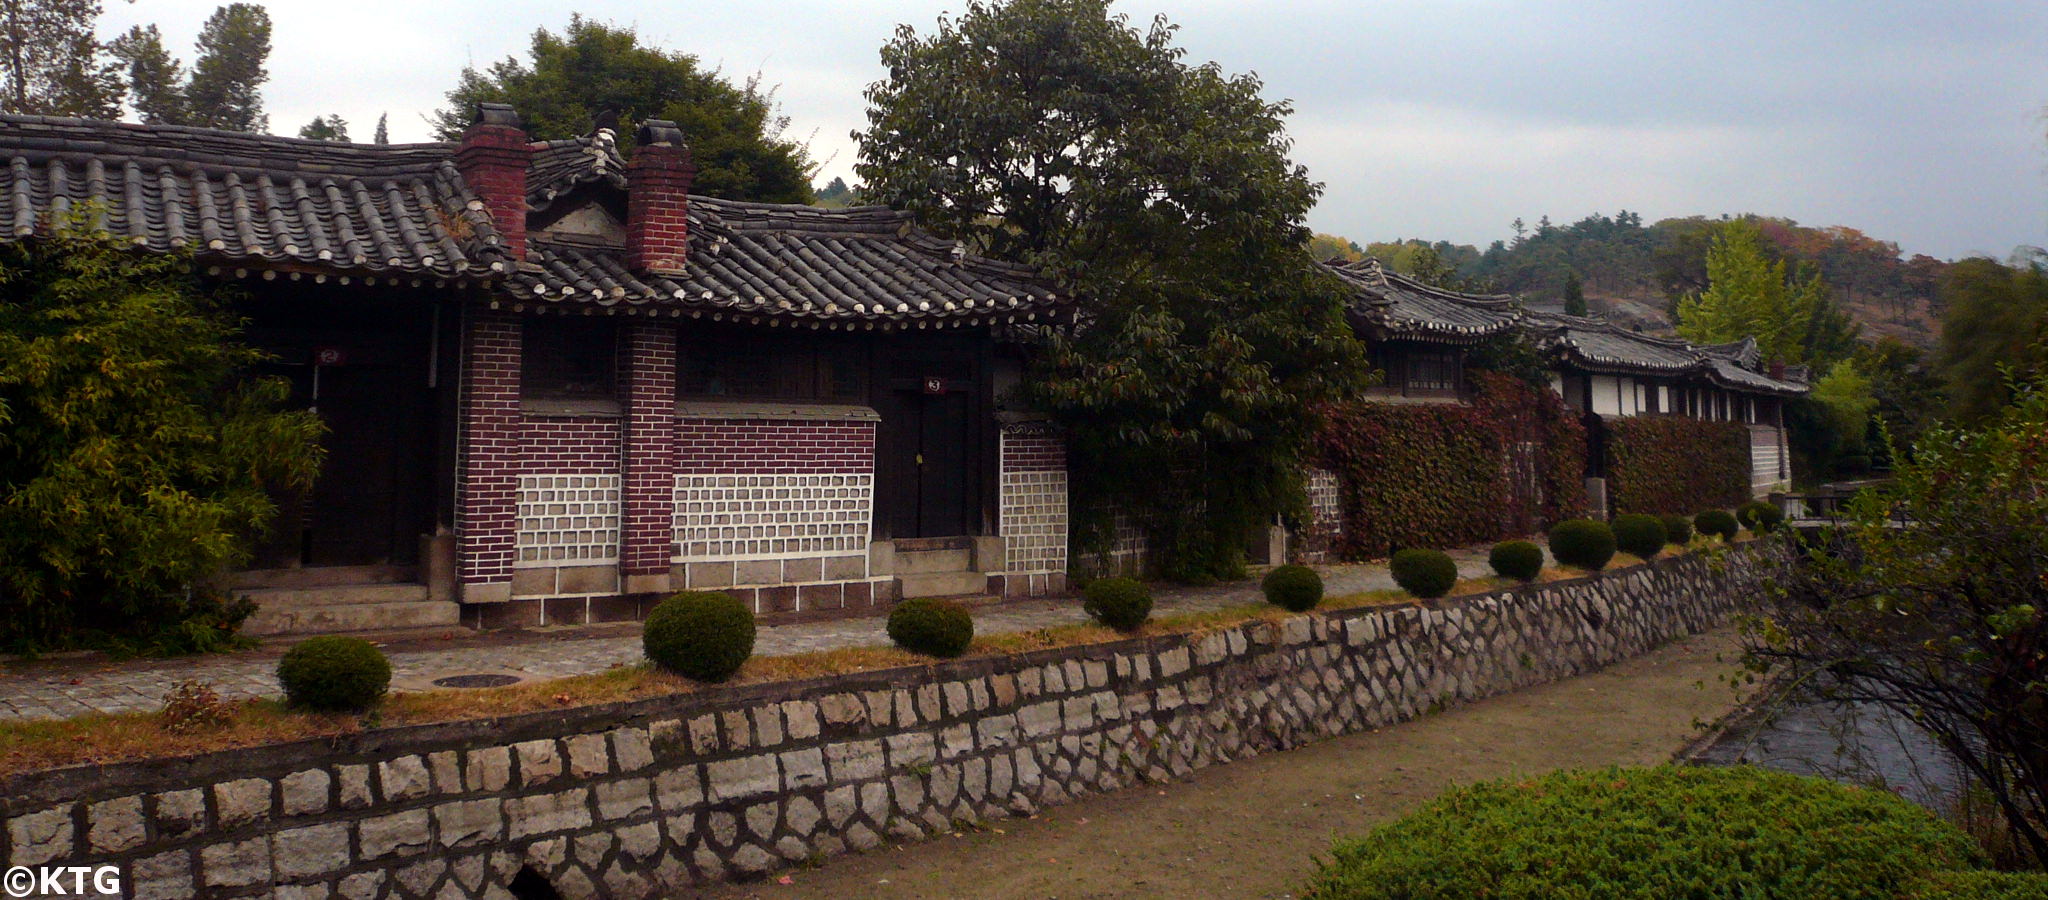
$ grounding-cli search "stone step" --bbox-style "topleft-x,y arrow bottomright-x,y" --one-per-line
894,571 -> 988,599
894,548 -> 974,575
236,583 -> 431,608
227,565 -> 418,590
242,599 -> 461,637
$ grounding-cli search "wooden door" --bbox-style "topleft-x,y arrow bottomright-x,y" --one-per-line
881,366 -> 976,538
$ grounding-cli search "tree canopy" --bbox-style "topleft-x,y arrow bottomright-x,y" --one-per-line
1677,220 -> 1838,366
856,0 -> 1366,579
1937,256 -> 2048,423
108,4 -> 273,132
0,0 -> 123,118
433,15 -> 813,204
297,114 -> 347,142
0,214 -> 323,652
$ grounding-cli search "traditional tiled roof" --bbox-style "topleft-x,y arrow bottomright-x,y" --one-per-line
1323,258 -> 1521,342
0,113 -> 513,276
0,116 -> 1066,326
508,197 -> 1063,324
1523,311 -> 1807,395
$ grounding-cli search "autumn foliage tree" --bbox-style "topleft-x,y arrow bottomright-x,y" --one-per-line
0,216 -> 323,652
856,0 -> 1367,579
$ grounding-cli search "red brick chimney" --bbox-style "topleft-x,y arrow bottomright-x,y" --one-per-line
626,119 -> 695,274
455,102 -> 531,262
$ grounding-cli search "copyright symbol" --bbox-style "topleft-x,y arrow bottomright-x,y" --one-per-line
2,867 -> 33,898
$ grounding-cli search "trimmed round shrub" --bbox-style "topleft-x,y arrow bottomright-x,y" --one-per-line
1612,513 -> 1668,559
1660,513 -> 1693,545
1489,540 -> 1544,582
1261,564 -> 1324,612
1081,577 -> 1152,632
887,598 -> 974,658
277,636 -> 391,711
643,591 -> 756,682
1302,765 -> 1988,900
1696,509 -> 1740,541
1737,499 -> 1785,533
1547,519 -> 1617,571
1389,549 -> 1458,599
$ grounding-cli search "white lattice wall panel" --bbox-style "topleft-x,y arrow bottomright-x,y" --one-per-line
1751,426 -> 1787,489
673,473 -> 873,562
1307,467 -> 1343,537
515,474 -> 621,566
1001,469 -> 1069,573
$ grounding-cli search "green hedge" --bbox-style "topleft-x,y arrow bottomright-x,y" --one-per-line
1604,416 -> 1752,516
1303,766 -> 1993,900
1316,374 -> 1586,559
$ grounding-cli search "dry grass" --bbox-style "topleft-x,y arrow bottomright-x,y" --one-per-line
0,547 -> 1701,776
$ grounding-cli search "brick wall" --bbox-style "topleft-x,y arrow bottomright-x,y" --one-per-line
622,326 -> 678,581
994,427 -> 1068,597
517,419 -> 622,472
673,419 -> 874,474
2,545 -> 1784,897
458,312 -> 522,595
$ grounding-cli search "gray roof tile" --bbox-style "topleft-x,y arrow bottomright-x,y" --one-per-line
1323,257 -> 1521,341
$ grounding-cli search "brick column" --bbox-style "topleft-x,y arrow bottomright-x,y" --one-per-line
458,310 -> 521,602
620,321 -> 677,594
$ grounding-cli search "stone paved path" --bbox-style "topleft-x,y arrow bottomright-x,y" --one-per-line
0,551 -> 1502,723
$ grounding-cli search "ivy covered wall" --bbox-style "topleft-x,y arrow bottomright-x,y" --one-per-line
1313,374 -> 1586,559
1603,416 -> 1751,516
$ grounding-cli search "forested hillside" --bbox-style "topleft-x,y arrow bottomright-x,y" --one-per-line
1329,213 -> 1952,349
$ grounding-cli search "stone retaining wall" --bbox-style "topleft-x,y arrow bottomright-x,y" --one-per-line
0,545 -> 1781,899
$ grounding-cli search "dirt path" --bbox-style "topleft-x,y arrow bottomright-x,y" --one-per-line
692,626 -> 1752,900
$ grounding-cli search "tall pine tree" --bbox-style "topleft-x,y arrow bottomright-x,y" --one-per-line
108,24 -> 184,124
183,3 -> 270,132
372,112 -> 388,144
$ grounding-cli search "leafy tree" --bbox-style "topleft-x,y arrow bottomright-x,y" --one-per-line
813,176 -> 860,208
1677,219 -> 1844,366
108,24 -> 184,124
182,3 -> 270,132
296,114 -> 347,141
0,215 -> 324,652
856,0 -> 1367,580
0,0 -> 124,118
1561,271 -> 1587,316
1937,256 -> 2048,423
1307,232 -> 1364,263
1855,337 -> 1945,460
371,112 -> 388,144
1748,369 -> 2048,866
432,15 -> 812,203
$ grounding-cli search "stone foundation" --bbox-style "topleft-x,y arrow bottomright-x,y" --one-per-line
1,546 -> 1780,898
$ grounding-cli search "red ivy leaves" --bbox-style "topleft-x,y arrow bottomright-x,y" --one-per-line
1605,416 -> 1751,516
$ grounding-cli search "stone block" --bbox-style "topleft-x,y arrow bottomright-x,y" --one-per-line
129,849 -> 193,900
565,732 -> 610,777
887,732 -> 936,767
428,750 -> 463,794
823,554 -> 867,581
357,808 -> 432,859
434,798 -> 504,849
781,700 -> 821,740
734,559 -> 781,586
799,581 -> 844,610
596,778 -> 654,820
86,795 -> 144,853
468,746 -> 514,792
685,561 -> 735,589
199,837 -> 270,888
153,789 -> 206,838
7,804 -> 73,867
515,739 -> 564,786
782,556 -> 823,583
655,767 -> 704,812
280,769 -> 330,817
378,755 -> 431,802
781,747 -> 827,791
818,692 -> 866,728
506,789 -> 593,841
213,778 -> 272,828
611,727 -> 656,772
751,705 -> 785,747
272,822 -> 350,880
558,564 -> 620,595
707,754 -> 780,802
826,740 -> 885,782
336,765 -> 374,809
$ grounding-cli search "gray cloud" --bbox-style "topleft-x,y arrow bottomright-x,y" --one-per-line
106,0 -> 2047,258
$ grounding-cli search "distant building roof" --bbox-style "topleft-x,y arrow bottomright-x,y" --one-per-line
1322,257 -> 1521,342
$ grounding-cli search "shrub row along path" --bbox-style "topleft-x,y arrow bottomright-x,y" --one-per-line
0,552 -> 1507,722
697,626 -> 1751,900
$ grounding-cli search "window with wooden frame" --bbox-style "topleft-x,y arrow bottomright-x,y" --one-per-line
522,318 -> 617,401
678,333 -> 868,402
1405,350 -> 1461,394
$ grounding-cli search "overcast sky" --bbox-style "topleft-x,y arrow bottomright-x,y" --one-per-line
103,0 -> 2048,260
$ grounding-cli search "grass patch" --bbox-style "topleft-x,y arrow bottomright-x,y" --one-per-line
0,545 -> 1705,776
